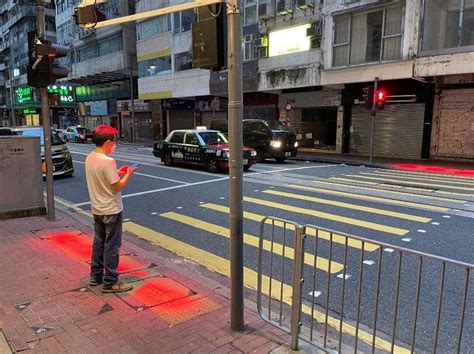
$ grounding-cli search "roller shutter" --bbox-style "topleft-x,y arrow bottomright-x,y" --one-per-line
169,109 -> 195,132
350,103 -> 425,159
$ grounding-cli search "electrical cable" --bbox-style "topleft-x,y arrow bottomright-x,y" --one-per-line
207,2 -> 222,17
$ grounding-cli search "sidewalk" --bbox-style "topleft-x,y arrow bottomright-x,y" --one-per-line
0,207 -> 295,353
292,150 -> 474,176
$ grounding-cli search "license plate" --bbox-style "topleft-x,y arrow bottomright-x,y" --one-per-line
285,152 -> 291,157
243,159 -> 248,165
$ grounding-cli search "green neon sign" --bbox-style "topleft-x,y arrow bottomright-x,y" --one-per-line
48,85 -> 75,103
23,108 -> 38,114
16,87 -> 34,104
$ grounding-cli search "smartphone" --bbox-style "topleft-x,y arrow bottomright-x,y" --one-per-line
129,163 -> 141,168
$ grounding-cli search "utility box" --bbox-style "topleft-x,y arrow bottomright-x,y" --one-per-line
0,136 -> 46,219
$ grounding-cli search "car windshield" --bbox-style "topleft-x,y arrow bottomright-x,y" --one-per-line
198,131 -> 228,145
77,127 -> 90,133
18,129 -> 63,145
264,120 -> 293,132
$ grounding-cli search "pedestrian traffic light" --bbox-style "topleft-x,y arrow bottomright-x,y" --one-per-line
192,5 -> 225,70
362,86 -> 374,110
73,3 -> 107,28
374,89 -> 387,110
27,32 -> 70,88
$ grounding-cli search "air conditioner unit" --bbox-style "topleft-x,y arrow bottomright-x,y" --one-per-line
257,46 -> 268,59
310,36 -> 321,49
277,0 -> 287,14
306,21 -> 322,37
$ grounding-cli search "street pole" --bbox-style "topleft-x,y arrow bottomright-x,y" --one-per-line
129,55 -> 136,143
37,1 -> 55,221
227,0 -> 244,331
9,49 -> 16,127
369,77 -> 378,164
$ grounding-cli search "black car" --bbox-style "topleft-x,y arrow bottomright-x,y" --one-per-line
9,126 -> 74,177
153,129 -> 257,173
210,119 -> 298,163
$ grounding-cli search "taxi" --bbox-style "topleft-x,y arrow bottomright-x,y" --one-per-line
152,128 -> 257,173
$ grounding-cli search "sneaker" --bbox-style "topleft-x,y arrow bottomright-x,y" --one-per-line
102,282 -> 133,293
89,278 -> 103,286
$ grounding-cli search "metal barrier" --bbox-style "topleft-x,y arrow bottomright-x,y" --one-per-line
256,217 -> 473,353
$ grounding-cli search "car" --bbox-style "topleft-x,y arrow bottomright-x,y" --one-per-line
64,126 -> 93,143
152,128 -> 257,173
209,119 -> 298,163
55,128 -> 68,142
9,126 -> 74,177
0,127 -> 16,136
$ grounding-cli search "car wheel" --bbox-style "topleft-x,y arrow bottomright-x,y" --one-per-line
256,149 -> 265,163
163,153 -> 173,166
275,157 -> 286,163
206,157 -> 219,173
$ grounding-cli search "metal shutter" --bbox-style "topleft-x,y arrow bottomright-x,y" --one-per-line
350,103 -> 425,159
169,110 -> 195,132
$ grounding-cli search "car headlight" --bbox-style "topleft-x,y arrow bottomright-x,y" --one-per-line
223,151 -> 229,159
80,134 -> 85,139
270,140 -> 282,148
294,141 -> 298,148
250,150 -> 257,157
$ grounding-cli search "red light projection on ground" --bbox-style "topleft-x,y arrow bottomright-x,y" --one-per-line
393,164 -> 474,177
123,277 -> 190,308
45,232 -> 92,261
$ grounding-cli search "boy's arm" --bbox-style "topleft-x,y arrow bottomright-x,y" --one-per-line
111,167 -> 136,193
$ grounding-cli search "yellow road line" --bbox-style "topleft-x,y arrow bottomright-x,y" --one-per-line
244,197 -> 409,236
311,180 -> 466,204
262,190 -> 431,223
201,203 -> 379,252
362,171 -> 474,186
54,196 -> 93,217
287,184 -> 449,212
122,221 -> 409,353
373,169 -> 474,183
343,174 -> 474,192
160,212 -> 343,274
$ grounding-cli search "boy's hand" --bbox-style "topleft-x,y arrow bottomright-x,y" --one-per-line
117,166 -> 128,176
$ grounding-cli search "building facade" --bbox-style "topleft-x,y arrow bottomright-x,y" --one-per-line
0,0 -> 56,127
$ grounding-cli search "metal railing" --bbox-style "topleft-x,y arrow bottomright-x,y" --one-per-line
256,217 -> 473,353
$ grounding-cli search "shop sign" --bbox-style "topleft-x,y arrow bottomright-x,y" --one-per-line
47,85 -> 75,104
16,87 -> 34,104
269,24 -> 311,57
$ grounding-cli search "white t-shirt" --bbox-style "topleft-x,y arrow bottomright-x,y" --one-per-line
85,151 -> 123,215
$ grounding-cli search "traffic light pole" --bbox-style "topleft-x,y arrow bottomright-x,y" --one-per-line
369,77 -> 378,164
36,1 -> 55,221
227,1 -> 244,331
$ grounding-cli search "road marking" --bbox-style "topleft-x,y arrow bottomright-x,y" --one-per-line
262,190 -> 431,223
122,221 -> 409,353
363,260 -> 375,265
431,222 -> 440,225
243,197 -> 409,236
330,177 -> 474,198
74,177 -> 230,207
337,273 -> 351,280
311,180 -> 467,204
247,164 -> 340,176
359,172 -> 474,185
287,184 -> 449,212
160,212 -> 343,274
372,169 -> 474,183
309,291 -> 322,298
384,248 -> 394,253
200,203 -> 379,252
417,230 -> 426,233
401,238 -> 412,242
342,174 -> 474,192
442,215 -> 451,219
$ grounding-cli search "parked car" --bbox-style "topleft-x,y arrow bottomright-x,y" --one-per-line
55,128 -> 68,142
153,128 -> 257,173
0,127 -> 16,136
9,126 -> 74,177
209,119 -> 298,163
64,126 -> 93,143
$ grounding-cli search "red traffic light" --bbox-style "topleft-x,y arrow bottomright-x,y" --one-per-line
375,90 -> 386,103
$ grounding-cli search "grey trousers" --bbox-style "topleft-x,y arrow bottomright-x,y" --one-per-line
91,212 -> 123,287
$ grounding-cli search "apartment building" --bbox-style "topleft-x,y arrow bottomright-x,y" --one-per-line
55,0 -> 141,140
0,0 -> 56,127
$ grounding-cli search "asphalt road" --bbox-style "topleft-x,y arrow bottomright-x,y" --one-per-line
52,142 -> 474,353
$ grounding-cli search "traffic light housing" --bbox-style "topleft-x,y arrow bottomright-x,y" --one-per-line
374,89 -> 387,110
192,5 -> 225,70
27,32 -> 70,88
362,86 -> 374,110
73,4 -> 106,28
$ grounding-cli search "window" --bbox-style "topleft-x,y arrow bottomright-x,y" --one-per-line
332,4 -> 403,67
185,132 -> 199,145
138,56 -> 172,77
137,14 -> 171,40
77,45 -> 97,62
422,0 -> 474,52
244,0 -> 257,25
170,132 -> 185,143
174,9 -> 195,33
76,35 -> 122,62
175,52 -> 193,72
243,34 -> 257,61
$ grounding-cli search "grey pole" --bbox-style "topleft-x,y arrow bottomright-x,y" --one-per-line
227,0 -> 244,331
37,1 -> 55,221
129,56 -> 136,143
9,50 -> 16,127
369,77 -> 378,164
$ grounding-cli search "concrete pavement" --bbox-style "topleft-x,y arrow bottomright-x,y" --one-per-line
0,206 -> 295,353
